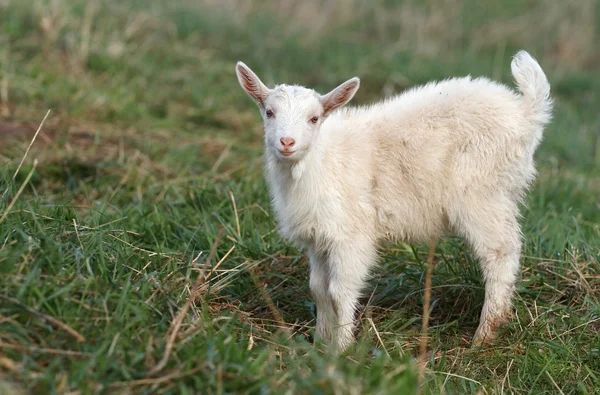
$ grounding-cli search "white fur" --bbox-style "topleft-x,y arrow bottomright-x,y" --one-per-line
235,50 -> 552,352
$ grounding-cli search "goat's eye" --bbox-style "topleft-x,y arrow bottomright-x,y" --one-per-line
309,116 -> 319,124
266,110 -> 274,118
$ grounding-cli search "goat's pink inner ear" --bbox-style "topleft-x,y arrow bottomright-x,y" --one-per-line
236,63 -> 269,106
321,77 -> 360,116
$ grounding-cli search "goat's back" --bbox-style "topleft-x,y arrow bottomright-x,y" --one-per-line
356,76 -> 542,240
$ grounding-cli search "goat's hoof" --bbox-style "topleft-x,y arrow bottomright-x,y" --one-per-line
472,314 -> 511,347
472,330 -> 498,347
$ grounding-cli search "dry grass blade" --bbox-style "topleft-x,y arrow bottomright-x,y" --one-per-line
211,142 -> 232,173
555,317 -> 600,339
250,269 -> 289,335
0,160 -> 39,226
367,317 -> 390,358
229,190 -> 241,238
0,341 -> 89,356
12,110 -> 50,181
210,246 -> 236,277
418,237 -> 437,387
432,371 -> 482,386
0,295 -> 85,343
108,233 -> 174,258
546,371 -> 565,395
108,150 -> 140,202
72,219 -> 85,253
0,353 -> 18,372
112,367 -> 204,388
149,227 -> 224,375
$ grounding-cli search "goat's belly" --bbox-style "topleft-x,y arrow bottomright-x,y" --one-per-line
375,203 -> 445,243
278,207 -> 371,249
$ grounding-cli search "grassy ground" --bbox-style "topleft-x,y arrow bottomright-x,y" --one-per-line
1,0 -> 599,393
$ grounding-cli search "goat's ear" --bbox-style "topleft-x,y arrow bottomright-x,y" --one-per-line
320,77 -> 360,116
236,61 -> 270,108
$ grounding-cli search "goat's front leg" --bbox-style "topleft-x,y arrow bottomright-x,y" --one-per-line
326,238 -> 377,353
308,247 -> 335,342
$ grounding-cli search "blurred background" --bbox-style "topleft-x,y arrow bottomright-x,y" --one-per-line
1,1 -> 599,393
1,0 -> 598,176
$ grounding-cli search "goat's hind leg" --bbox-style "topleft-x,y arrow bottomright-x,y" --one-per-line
455,198 -> 522,345
473,245 -> 519,345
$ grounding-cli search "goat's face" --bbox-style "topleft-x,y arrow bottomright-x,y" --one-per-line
236,62 -> 360,162
261,86 -> 323,161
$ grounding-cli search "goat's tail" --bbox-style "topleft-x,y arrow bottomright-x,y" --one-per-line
511,50 -> 553,126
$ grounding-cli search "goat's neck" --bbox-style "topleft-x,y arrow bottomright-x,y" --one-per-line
266,145 -> 326,195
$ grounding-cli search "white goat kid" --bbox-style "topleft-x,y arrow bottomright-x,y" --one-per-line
235,51 -> 552,353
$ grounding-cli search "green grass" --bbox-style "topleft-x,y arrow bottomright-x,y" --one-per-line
1,0 -> 599,393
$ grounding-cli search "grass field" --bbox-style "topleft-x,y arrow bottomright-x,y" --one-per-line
1,0 -> 599,393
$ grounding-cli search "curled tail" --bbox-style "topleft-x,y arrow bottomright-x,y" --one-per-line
511,50 -> 553,126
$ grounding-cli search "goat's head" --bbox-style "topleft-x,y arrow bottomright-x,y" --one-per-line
235,62 -> 360,162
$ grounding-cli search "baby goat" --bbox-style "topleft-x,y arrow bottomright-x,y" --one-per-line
235,51 -> 552,353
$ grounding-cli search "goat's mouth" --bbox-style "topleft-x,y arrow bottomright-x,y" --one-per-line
278,150 -> 297,158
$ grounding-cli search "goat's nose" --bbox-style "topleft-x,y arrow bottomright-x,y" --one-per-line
280,137 -> 296,148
